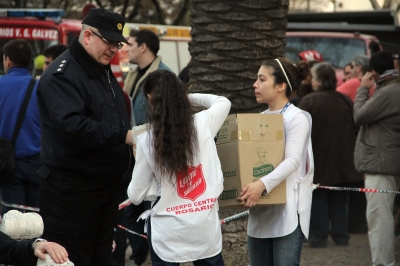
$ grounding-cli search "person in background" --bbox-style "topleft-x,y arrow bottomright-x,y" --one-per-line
122,29 -> 172,266
343,62 -> 353,83
36,8 -> 133,265
299,62 -> 363,247
123,29 -> 173,127
337,55 -> 371,234
337,55 -> 375,102
291,50 -> 323,106
0,39 -> 41,216
42,44 -> 68,71
354,51 -> 400,266
127,69 -> 231,265
393,53 -> 400,73
290,60 -> 319,106
238,58 -> 314,266
0,231 -> 69,266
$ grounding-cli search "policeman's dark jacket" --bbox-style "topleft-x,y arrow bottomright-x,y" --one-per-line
37,37 -> 132,180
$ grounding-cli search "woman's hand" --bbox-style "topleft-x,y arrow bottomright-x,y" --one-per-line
237,180 -> 266,208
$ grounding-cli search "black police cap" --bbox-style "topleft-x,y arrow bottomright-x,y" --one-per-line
82,8 -> 128,44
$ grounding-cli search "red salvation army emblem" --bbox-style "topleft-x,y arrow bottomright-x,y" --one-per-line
176,165 -> 206,201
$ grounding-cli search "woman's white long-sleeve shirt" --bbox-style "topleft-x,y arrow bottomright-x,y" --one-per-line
248,104 -> 314,239
127,93 -> 231,263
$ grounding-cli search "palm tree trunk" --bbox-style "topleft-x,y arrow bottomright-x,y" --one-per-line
188,0 -> 288,113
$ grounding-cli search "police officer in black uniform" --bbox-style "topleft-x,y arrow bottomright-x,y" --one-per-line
37,9 -> 134,265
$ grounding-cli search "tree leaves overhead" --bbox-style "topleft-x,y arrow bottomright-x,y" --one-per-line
4,0 -> 191,25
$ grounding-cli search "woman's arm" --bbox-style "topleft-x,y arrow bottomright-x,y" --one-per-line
127,138 -> 155,205
189,93 -> 231,136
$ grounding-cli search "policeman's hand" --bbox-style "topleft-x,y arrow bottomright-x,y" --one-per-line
237,180 -> 266,208
360,72 -> 375,89
34,241 -> 68,263
125,130 -> 133,146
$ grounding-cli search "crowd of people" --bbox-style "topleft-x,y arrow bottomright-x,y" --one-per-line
0,7 -> 399,266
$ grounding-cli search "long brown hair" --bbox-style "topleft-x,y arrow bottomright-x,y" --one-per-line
142,69 -> 198,182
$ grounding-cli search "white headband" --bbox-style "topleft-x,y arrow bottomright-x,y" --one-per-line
275,59 -> 293,91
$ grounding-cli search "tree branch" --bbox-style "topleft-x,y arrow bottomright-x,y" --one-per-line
369,0 -> 381,9
173,0 -> 190,25
94,0 -> 104,8
121,0 -> 130,17
150,0 -> 166,25
128,0 -> 142,21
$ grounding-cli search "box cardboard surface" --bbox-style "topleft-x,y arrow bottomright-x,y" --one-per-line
217,113 -> 286,208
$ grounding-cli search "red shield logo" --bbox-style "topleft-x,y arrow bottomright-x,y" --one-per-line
176,165 -> 206,201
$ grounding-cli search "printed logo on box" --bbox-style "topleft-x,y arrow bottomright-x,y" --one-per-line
253,147 -> 274,179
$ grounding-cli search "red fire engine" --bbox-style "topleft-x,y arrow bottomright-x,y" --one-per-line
0,9 -> 125,87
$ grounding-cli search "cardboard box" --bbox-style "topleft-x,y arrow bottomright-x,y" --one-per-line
217,113 -> 286,208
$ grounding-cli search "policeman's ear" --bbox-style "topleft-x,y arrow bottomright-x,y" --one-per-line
83,30 -> 92,46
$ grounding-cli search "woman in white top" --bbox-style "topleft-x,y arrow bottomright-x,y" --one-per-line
238,58 -> 314,266
127,69 -> 231,266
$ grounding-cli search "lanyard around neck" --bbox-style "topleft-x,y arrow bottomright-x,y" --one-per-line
280,101 -> 291,114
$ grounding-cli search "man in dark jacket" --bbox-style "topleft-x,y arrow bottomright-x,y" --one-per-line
37,8 -> 133,265
354,51 -> 400,266
0,232 -> 68,265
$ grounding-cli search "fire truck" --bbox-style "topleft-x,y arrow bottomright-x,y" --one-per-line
0,9 -> 125,87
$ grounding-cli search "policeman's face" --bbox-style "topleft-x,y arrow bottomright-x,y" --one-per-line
126,37 -> 142,65
87,29 -> 118,66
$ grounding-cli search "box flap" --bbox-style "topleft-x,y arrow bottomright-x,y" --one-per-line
236,114 -> 284,142
217,114 -> 284,144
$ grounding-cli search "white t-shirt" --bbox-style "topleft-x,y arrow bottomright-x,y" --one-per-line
248,104 -> 314,239
127,93 -> 231,263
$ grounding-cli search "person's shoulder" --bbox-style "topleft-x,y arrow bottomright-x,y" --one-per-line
288,105 -> 311,122
338,78 -> 360,89
158,62 -> 173,72
43,51 -> 76,77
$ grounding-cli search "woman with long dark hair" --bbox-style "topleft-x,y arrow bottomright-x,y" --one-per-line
238,58 -> 314,266
127,69 -> 231,266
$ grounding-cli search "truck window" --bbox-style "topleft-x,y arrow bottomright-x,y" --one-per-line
285,36 -> 366,68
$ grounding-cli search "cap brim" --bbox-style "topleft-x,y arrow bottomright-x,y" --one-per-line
98,28 -> 128,44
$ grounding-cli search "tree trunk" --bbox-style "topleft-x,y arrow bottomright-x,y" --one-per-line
188,0 -> 288,113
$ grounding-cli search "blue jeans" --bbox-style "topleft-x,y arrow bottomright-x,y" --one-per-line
1,154 -> 42,216
147,217 -> 225,266
309,188 -> 350,246
248,223 -> 304,266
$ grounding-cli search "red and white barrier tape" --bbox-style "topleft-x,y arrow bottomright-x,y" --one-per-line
118,199 -> 131,210
1,201 -> 40,212
117,224 -> 147,238
220,211 -> 249,224
313,183 -> 400,195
